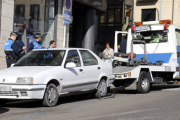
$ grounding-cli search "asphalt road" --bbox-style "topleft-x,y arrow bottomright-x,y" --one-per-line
1,85 -> 180,120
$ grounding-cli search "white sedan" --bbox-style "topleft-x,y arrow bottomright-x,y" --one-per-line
0,48 -> 114,107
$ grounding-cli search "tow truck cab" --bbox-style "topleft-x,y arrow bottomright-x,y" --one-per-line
113,20 -> 180,93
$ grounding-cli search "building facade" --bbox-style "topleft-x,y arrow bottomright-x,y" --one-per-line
0,0 -> 133,69
134,0 -> 180,26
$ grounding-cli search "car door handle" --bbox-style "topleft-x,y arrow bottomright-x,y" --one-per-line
178,52 -> 180,57
79,69 -> 83,72
98,67 -> 101,70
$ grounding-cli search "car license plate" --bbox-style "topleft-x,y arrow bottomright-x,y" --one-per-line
136,26 -> 149,31
0,86 -> 12,91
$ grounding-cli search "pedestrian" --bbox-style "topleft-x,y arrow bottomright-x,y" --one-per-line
103,42 -> 114,59
118,34 -> 127,54
27,33 -> 42,52
48,40 -> 56,48
4,32 -> 26,67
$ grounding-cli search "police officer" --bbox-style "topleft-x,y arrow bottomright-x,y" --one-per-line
45,40 -> 56,59
4,32 -> 26,67
47,40 -> 56,48
27,33 -> 42,52
15,32 -> 25,58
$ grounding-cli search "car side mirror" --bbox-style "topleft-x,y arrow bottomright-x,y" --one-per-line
66,62 -> 76,68
11,63 -> 15,67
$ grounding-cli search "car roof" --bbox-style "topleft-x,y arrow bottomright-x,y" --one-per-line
32,48 -> 90,51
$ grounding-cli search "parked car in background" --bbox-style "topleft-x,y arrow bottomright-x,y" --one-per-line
0,48 -> 114,107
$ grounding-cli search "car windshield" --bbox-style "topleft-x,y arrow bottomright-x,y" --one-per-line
15,50 -> 66,66
133,31 -> 168,43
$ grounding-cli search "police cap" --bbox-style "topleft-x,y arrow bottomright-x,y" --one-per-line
10,32 -> 18,37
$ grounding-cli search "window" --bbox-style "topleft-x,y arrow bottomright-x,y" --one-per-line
30,5 -> 40,32
65,50 -> 81,67
176,29 -> 180,46
133,31 -> 168,44
13,0 -> 55,48
80,50 -> 98,66
15,50 -> 66,66
142,9 -> 156,22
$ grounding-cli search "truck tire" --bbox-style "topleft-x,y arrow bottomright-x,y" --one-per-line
137,71 -> 151,93
95,80 -> 107,98
42,84 -> 59,107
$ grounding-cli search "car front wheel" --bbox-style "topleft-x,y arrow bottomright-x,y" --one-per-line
42,84 -> 59,107
95,79 -> 107,98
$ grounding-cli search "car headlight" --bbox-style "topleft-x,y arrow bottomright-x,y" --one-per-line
16,77 -> 33,84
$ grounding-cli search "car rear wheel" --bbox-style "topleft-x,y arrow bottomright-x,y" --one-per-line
42,84 -> 59,107
95,79 -> 107,98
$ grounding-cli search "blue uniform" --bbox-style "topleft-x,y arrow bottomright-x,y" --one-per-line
45,46 -> 52,58
16,39 -> 25,58
4,38 -> 22,67
27,39 -> 42,52
119,39 -> 127,54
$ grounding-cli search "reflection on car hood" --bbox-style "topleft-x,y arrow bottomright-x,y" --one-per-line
0,66 -> 57,77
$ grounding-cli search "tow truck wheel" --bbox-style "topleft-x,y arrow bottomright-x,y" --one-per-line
42,84 -> 59,107
95,79 -> 107,98
137,71 -> 151,93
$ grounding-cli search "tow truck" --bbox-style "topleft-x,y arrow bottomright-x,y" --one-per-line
110,20 -> 180,93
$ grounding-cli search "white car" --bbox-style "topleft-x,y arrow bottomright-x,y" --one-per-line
0,48 -> 114,107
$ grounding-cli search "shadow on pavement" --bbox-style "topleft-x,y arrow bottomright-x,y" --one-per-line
1,93 -> 96,108
0,108 -> 9,114
57,93 -> 96,106
110,84 -> 180,94
110,87 -> 137,94
151,84 -> 180,91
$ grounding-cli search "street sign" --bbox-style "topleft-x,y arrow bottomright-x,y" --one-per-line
64,20 -> 70,25
63,0 -> 73,21
63,11 -> 71,21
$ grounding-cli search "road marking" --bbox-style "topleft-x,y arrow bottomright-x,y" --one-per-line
70,103 -> 90,108
19,112 -> 47,119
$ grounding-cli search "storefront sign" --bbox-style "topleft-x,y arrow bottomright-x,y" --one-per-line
63,0 -> 73,21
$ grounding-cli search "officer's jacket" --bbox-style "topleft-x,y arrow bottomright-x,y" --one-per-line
4,38 -> 21,57
28,40 -> 42,52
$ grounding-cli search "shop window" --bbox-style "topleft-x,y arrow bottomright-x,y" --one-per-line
108,10 -> 114,23
13,0 -> 55,48
100,13 -> 107,24
14,5 -> 25,31
115,9 -> 121,22
142,9 -> 156,22
30,5 -> 40,32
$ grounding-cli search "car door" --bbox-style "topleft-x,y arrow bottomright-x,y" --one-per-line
62,50 -> 85,93
79,50 -> 101,90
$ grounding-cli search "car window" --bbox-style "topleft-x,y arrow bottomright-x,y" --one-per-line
15,50 -> 66,66
79,50 -> 98,66
65,50 -> 81,67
